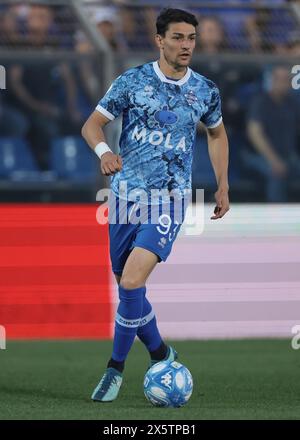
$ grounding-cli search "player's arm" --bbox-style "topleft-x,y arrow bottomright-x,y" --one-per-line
206,122 -> 230,220
81,110 -> 122,176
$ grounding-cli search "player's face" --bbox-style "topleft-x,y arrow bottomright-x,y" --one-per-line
156,22 -> 196,69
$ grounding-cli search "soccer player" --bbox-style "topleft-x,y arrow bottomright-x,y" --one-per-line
82,8 -> 230,402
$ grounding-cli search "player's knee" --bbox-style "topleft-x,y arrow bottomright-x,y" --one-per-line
119,275 -> 144,290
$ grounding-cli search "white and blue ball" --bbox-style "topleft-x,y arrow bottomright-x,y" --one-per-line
143,360 -> 193,408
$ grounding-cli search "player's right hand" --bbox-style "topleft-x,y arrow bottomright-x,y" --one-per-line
100,152 -> 122,176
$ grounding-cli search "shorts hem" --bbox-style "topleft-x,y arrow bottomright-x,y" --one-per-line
112,269 -> 123,275
133,244 -> 167,263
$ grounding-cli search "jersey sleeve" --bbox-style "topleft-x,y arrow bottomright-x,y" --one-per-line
96,74 -> 128,120
201,83 -> 223,129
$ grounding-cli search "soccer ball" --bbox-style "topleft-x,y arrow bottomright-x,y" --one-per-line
143,360 -> 193,408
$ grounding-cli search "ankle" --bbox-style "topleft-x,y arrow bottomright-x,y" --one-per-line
150,342 -> 168,361
107,358 -> 125,373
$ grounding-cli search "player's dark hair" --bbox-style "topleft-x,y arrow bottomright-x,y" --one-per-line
156,8 -> 198,36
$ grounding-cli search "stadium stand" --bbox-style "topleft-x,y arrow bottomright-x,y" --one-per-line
0,0 -> 299,202
50,136 -> 98,181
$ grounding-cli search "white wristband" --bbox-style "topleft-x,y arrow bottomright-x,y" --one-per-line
94,142 -> 112,159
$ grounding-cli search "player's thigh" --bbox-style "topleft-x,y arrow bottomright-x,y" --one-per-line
120,246 -> 158,289
109,222 -> 137,276
131,205 -> 184,264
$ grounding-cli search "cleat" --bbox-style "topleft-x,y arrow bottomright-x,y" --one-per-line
148,345 -> 178,370
91,367 -> 123,402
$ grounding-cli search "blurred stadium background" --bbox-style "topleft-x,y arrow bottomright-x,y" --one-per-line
0,0 -> 300,420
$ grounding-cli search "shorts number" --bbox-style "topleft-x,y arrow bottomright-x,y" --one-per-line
157,215 -> 180,242
156,214 -> 172,235
169,221 -> 179,241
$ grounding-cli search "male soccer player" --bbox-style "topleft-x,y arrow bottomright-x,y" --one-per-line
82,8 -> 229,402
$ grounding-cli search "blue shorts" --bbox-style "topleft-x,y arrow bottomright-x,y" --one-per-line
108,194 -> 188,275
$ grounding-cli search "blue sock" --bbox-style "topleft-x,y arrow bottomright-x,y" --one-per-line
112,285 -> 145,362
137,289 -> 163,352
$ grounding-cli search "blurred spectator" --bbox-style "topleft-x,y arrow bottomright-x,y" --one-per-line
118,5 -> 157,50
0,95 -> 28,137
0,3 -> 74,50
288,36 -> 300,55
81,0 -> 114,16
0,6 -> 24,48
94,9 -> 122,51
245,5 -> 297,53
191,58 -> 261,135
24,4 -> 59,48
7,5 -> 82,170
197,16 -> 229,53
76,7 -> 125,53
245,7 -> 275,52
244,65 -> 300,202
74,31 -> 102,108
74,7 -> 126,114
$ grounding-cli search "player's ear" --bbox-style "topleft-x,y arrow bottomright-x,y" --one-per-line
155,34 -> 163,50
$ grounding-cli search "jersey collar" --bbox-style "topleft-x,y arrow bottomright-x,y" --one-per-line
153,61 -> 191,86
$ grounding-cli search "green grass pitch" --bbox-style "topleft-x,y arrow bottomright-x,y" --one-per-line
0,339 -> 299,420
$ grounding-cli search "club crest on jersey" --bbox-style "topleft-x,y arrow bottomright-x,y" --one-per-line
154,106 -> 178,128
184,90 -> 198,105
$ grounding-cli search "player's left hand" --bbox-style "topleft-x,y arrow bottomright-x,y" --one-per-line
210,187 -> 230,220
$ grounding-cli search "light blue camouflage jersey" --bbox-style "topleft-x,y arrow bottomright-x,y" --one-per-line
96,61 -> 222,205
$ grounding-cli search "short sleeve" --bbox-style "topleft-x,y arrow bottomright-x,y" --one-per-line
96,74 -> 128,120
201,83 -> 223,129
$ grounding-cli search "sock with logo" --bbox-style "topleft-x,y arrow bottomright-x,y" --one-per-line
111,285 -> 145,363
137,289 -> 166,358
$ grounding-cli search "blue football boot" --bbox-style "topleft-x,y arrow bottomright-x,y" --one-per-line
91,367 -> 123,402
